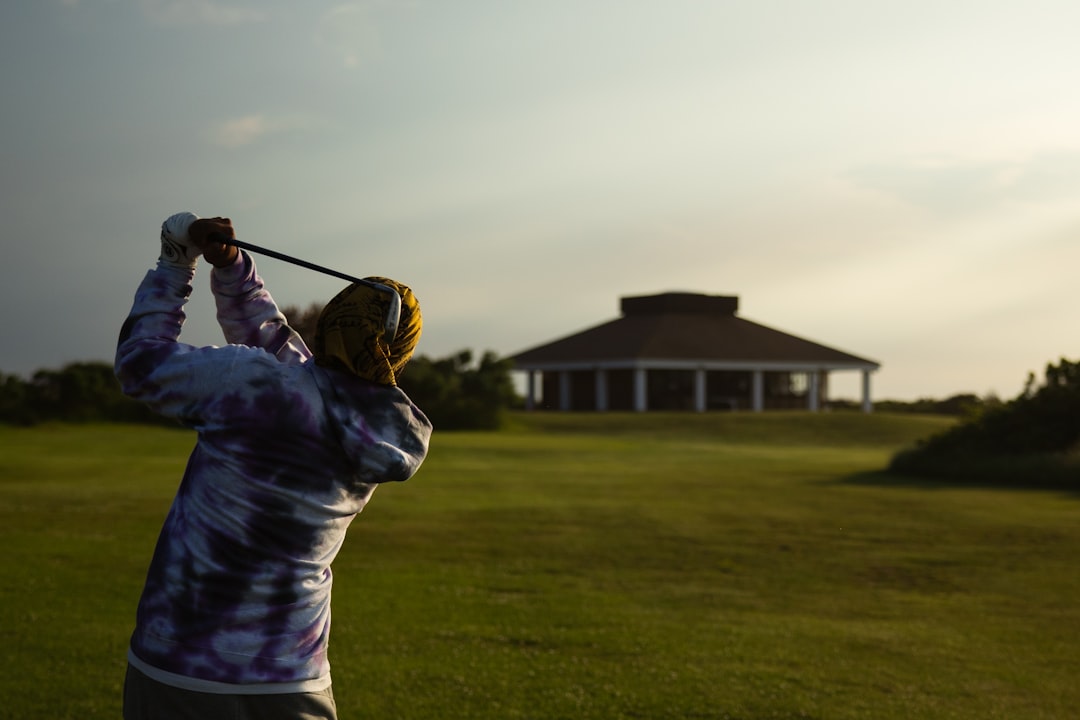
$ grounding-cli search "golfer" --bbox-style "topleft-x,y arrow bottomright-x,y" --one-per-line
116,212 -> 432,719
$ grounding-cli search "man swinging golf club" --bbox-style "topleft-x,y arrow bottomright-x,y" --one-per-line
116,212 -> 432,720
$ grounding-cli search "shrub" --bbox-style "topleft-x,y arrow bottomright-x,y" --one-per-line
398,350 -> 517,430
888,358 -> 1080,485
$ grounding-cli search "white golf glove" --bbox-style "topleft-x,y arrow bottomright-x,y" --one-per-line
159,211 -> 202,268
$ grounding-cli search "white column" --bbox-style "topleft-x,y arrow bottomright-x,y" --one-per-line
633,368 -> 647,412
861,369 -> 873,413
807,371 -> 820,412
694,368 -> 706,412
752,370 -> 764,412
559,371 -> 571,411
595,368 -> 608,412
525,371 -> 536,411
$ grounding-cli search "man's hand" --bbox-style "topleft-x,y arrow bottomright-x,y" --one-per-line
159,212 -> 201,268
189,217 -> 239,268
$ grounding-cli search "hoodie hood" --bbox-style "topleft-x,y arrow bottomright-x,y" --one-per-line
310,363 -> 432,484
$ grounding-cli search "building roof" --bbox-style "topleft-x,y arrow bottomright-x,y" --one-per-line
510,292 -> 880,371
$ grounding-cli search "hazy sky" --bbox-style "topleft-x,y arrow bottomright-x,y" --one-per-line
3,0 -> 1078,401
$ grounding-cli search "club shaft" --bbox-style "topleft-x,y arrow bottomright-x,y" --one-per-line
223,238 -> 367,285
217,236 -> 403,344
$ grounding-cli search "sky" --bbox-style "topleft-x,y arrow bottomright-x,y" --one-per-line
2,0 -> 1079,402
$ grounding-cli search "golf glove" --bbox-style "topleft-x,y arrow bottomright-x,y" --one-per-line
159,211 -> 202,268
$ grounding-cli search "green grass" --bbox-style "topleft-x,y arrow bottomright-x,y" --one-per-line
2,414 -> 1079,719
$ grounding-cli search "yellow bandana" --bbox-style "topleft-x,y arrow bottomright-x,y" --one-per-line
313,277 -> 422,386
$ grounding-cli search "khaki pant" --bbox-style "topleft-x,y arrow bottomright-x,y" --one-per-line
123,665 -> 338,720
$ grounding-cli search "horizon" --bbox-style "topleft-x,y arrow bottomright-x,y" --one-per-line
2,1 -> 1078,402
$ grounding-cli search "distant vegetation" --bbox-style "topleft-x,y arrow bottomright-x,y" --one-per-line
4,318 -> 1075,456
2,358 -> 1001,430
0,350 -> 517,431
864,393 -> 1002,415
3,288 -> 518,429
889,357 -> 1080,486
0,362 -> 168,427
397,350 -> 518,430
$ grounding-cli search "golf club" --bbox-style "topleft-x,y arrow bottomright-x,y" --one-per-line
215,237 -> 401,344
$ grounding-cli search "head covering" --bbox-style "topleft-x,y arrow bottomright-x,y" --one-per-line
313,277 -> 421,386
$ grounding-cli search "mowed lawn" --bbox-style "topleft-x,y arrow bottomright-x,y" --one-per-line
2,413 -> 1079,719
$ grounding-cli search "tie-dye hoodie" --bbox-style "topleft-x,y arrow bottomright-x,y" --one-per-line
115,252 -> 431,694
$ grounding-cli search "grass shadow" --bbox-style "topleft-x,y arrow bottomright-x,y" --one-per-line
834,467 -> 1080,498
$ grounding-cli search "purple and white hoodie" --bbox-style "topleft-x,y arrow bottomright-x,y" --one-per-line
115,252 -> 431,694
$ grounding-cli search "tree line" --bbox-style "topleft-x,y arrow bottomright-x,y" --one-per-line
0,305 -> 517,430
0,351 -> 517,430
4,296 -> 1073,445
822,393 -> 1002,415
0,351 -> 1021,432
0,362 -> 170,426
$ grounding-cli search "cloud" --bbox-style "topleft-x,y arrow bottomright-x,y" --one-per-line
136,0 -> 265,26
314,3 -> 384,69
210,114 -> 267,147
208,113 -> 321,147
850,150 -> 1080,216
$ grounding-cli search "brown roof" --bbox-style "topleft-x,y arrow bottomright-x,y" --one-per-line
511,292 -> 879,369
